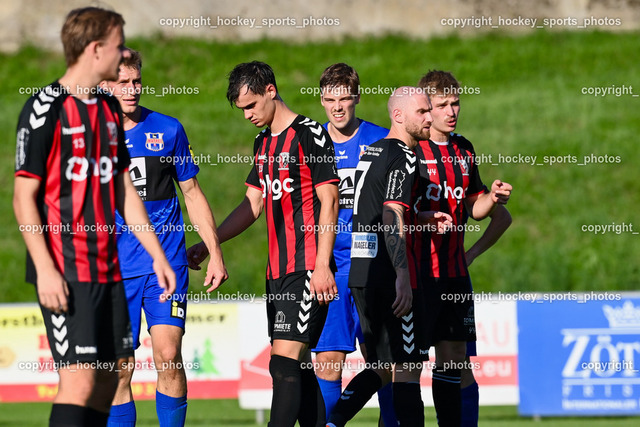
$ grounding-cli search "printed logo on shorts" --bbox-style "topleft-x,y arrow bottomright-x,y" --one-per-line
171,300 -> 186,319
273,311 -> 291,332
51,314 -> 68,356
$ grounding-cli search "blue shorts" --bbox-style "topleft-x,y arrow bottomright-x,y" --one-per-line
124,265 -> 189,349
312,274 -> 363,353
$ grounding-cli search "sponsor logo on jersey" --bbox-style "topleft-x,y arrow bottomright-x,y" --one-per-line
386,169 -> 407,200
425,180 -> 465,202
273,311 -> 291,332
260,175 -> 294,201
62,124 -> 86,135
75,345 -> 97,354
129,157 -> 147,200
15,128 -> 29,169
145,132 -> 164,151
65,156 -> 116,184
171,300 -> 186,319
351,233 -> 378,258
338,168 -> 356,209
420,158 -> 438,165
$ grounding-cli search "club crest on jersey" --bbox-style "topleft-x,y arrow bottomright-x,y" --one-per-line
107,121 -> 118,146
145,133 -> 164,151
359,145 -> 368,159
458,156 -> 469,176
277,152 -> 291,170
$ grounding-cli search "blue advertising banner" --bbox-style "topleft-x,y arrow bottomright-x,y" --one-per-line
518,293 -> 640,416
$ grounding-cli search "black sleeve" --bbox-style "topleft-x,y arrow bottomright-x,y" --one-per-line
299,120 -> 339,187
15,91 -> 59,179
384,144 -> 416,210
245,132 -> 262,189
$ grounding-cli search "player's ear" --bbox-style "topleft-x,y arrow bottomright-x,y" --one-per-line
354,94 -> 361,105
266,83 -> 277,99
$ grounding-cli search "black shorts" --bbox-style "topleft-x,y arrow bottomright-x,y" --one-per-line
39,281 -> 134,365
421,276 -> 476,346
266,270 -> 328,347
351,286 -> 429,364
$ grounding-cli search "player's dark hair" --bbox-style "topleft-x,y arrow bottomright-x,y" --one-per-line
418,70 -> 460,95
319,63 -> 360,97
226,61 -> 278,106
61,7 -> 125,66
121,48 -> 142,70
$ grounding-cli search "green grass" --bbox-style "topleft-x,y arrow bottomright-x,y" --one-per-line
0,401 -> 638,426
2,31 -> 639,302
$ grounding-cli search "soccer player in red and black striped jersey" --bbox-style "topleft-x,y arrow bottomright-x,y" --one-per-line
411,70 -> 512,426
13,8 -> 175,427
189,61 -> 339,426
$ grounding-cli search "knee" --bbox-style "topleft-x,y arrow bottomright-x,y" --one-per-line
116,357 -> 135,384
154,345 -> 181,371
315,353 -> 343,381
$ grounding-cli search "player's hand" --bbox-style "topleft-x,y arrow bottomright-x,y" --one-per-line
418,210 -> 453,234
309,265 -> 337,305
204,251 -> 228,293
490,180 -> 512,205
392,270 -> 412,317
187,241 -> 209,270
153,258 -> 176,302
37,267 -> 69,313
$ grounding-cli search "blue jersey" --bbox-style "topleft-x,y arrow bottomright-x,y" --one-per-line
324,119 -> 388,276
116,107 -> 199,278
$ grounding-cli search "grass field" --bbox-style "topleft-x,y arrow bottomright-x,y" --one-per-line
1,31 -> 639,300
0,400 -> 638,426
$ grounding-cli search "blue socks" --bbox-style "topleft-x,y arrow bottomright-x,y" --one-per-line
461,381 -> 479,427
156,390 -> 187,427
317,377 -> 343,419
377,382 -> 398,426
108,401 -> 136,427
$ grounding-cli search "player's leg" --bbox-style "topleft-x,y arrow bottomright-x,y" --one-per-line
433,340 -> 466,427
144,267 -> 189,427
108,275 -> 145,427
460,340 -> 479,426
393,362 -> 425,426
268,270 -> 327,427
315,350 -> 347,418
328,287 -> 392,427
388,286 -> 428,426
312,273 -> 356,419
357,320 -> 398,427
432,277 -> 475,427
42,281 -> 127,427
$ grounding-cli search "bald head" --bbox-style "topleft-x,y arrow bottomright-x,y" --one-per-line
388,86 -> 418,115
386,86 -> 433,148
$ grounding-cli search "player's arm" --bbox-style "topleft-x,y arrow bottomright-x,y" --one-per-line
464,179 -> 512,221
466,205 -> 512,266
382,202 -> 412,317
13,176 -> 69,313
187,185 -> 263,268
179,176 -> 228,291
116,170 -> 176,298
309,183 -> 339,305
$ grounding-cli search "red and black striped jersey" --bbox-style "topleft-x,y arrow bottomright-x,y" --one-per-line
15,82 -> 130,284
410,133 -> 486,278
245,115 -> 339,280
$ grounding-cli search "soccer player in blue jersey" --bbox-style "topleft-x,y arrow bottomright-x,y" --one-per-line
312,63 -> 397,426
101,50 -> 227,427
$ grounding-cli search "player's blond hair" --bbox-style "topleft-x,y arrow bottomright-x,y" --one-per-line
61,7 -> 125,66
